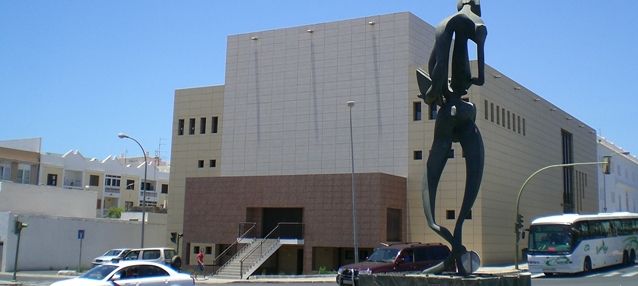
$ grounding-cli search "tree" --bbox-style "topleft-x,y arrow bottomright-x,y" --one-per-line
107,207 -> 124,218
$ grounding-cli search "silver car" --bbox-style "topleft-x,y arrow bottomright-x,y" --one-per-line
50,261 -> 194,286
92,248 -> 130,266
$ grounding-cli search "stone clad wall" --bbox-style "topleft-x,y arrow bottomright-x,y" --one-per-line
184,172 -> 406,273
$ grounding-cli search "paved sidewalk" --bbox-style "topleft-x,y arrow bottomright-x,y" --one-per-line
0,264 -> 533,285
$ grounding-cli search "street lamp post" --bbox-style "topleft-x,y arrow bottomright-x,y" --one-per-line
347,100 -> 359,263
514,157 -> 611,269
118,132 -> 148,248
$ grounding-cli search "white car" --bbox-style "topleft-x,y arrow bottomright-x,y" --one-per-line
92,248 -> 131,266
119,247 -> 181,269
50,261 -> 195,286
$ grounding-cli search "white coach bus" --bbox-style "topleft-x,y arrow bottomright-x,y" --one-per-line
527,212 -> 638,274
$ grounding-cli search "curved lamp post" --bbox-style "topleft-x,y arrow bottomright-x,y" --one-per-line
118,132 -> 148,248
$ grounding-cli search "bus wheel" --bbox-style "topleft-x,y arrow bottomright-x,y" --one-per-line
631,250 -> 636,265
623,251 -> 629,265
583,257 -> 592,273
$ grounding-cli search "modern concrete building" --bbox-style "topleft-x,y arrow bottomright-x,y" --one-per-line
168,12 -> 598,274
597,137 -> 638,212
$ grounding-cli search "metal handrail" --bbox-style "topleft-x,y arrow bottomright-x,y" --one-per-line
212,222 -> 256,275
239,222 -> 304,278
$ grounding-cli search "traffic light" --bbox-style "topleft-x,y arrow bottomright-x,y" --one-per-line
515,214 -> 524,233
602,156 -> 612,175
14,220 -> 27,234
170,232 -> 183,244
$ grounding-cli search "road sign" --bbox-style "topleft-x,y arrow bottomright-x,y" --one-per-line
78,229 -> 85,240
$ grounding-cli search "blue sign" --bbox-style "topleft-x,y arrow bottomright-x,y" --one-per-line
78,229 -> 85,240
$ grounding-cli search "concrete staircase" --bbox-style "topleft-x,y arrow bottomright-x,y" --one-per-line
214,238 -> 282,279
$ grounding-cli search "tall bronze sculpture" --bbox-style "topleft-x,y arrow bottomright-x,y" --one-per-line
416,0 -> 486,275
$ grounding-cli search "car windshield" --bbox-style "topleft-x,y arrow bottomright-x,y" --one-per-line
103,249 -> 123,256
367,248 -> 399,263
529,224 -> 574,253
80,265 -> 118,280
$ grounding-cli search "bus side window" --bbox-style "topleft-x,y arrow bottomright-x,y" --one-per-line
600,221 -> 612,238
611,220 -> 622,236
589,221 -> 602,239
575,222 -> 588,242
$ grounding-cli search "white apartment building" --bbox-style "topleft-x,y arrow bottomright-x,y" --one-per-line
39,150 -> 170,215
598,137 -> 638,212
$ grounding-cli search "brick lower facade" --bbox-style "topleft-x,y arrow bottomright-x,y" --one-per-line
184,172 -> 406,273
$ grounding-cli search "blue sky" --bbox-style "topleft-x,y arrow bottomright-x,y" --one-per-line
1,1 -> 636,161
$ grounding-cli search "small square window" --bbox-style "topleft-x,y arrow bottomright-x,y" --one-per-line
193,246 -> 200,254
47,174 -> 58,186
484,100 -> 488,120
211,116 -> 219,133
189,118 -> 196,135
446,210 -> 455,220
126,179 -> 135,190
490,103 -> 494,122
200,117 -> 207,134
178,119 -> 184,135
198,160 -> 204,168
413,151 -> 423,160
205,246 -> 212,255
209,160 -> 216,168
89,175 -> 100,187
413,102 -> 422,121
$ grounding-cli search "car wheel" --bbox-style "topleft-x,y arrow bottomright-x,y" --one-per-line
171,256 -> 182,270
583,257 -> 592,273
631,250 -> 636,265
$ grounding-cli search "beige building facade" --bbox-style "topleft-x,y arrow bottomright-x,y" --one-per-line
169,12 -> 598,271
167,86 -> 224,246
0,138 -> 41,185
407,65 -> 598,263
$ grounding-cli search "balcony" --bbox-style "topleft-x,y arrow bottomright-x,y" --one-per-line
140,190 -> 158,202
63,179 -> 83,190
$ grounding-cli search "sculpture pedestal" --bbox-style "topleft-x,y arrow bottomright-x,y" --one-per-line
358,272 -> 531,286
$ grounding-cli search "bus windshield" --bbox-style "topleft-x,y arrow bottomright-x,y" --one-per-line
528,224 -> 574,254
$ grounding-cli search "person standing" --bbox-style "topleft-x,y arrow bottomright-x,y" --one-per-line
196,249 -> 205,274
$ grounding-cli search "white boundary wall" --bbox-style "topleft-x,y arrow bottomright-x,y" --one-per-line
0,181 -> 96,218
0,212 -> 166,272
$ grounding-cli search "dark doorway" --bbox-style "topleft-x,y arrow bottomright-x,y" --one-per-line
262,208 -> 303,238
0,242 -> 3,270
297,248 -> 304,274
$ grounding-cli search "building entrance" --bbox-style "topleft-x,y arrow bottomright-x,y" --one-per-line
262,208 -> 303,238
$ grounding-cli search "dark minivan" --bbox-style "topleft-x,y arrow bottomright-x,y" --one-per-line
336,243 -> 450,286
